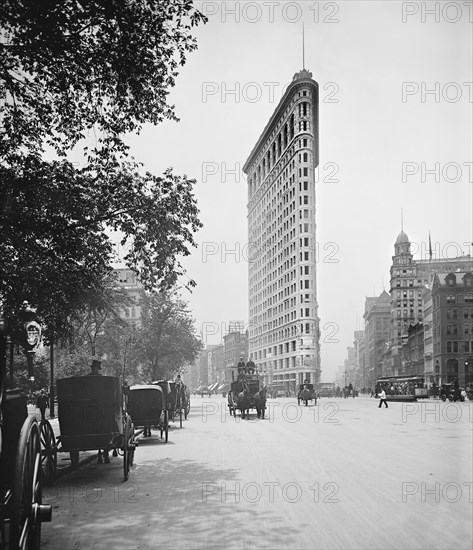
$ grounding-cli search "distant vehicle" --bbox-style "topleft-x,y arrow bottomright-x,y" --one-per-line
316,383 -> 335,398
375,376 -> 426,401
439,383 -> 464,402
266,384 -> 286,398
297,383 -> 317,406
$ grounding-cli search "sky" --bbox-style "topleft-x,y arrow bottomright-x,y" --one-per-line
116,1 -> 472,382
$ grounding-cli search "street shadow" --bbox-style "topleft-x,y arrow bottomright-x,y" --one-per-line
42,457 -> 307,549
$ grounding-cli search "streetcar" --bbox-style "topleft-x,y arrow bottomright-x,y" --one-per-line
375,376 -> 427,401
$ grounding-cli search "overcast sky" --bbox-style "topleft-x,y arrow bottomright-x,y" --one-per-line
117,1 -> 473,382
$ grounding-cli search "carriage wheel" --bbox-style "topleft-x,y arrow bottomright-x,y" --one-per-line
123,416 -> 134,482
10,416 -> 52,550
40,420 -> 57,485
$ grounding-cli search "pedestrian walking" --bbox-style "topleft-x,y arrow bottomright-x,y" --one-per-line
378,388 -> 388,408
36,389 -> 49,420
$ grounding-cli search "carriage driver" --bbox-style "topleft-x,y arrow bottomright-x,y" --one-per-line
84,359 -> 110,464
237,357 -> 246,374
246,358 -> 256,375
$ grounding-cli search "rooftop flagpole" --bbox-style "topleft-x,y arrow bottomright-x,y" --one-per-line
302,22 -> 305,69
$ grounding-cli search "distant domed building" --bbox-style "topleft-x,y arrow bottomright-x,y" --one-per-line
389,230 -> 472,375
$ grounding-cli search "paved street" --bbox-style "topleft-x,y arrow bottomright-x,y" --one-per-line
41,396 -> 472,550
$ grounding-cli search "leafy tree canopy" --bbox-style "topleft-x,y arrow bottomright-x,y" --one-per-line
0,1 -> 206,338
135,290 -> 202,381
0,0 -> 207,157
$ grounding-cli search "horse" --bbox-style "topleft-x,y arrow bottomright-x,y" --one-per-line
227,390 -> 236,417
254,387 -> 267,419
237,381 -> 251,419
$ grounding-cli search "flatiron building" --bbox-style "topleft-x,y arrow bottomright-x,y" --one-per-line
243,69 -> 321,391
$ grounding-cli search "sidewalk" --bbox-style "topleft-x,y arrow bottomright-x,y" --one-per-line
28,406 -> 98,478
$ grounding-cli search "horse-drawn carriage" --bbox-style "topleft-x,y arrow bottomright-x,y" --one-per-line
127,384 -> 169,442
297,383 -> 317,406
168,382 -> 190,428
227,374 -> 267,419
1,307 -> 54,548
55,375 -> 136,481
0,385 -> 53,548
152,380 -> 189,429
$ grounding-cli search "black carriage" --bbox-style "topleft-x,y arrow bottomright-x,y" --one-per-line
439,383 -> 464,402
297,383 -> 317,406
1,307 -> 53,548
160,381 -> 188,428
0,386 -> 53,549
55,376 -> 135,481
127,384 -> 169,442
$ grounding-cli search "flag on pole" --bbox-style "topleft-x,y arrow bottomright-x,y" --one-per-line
429,231 -> 432,260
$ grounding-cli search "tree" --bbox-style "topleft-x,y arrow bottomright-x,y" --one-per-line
0,1 -> 207,339
0,0 -> 207,157
135,291 -> 202,381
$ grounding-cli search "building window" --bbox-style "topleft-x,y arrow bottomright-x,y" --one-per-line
446,341 -> 452,352
465,294 -> 473,303
453,341 -> 458,353
447,294 -> 456,304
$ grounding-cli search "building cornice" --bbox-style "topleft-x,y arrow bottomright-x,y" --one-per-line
243,71 -> 319,174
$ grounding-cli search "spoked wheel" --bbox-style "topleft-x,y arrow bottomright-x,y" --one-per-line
10,416 -> 52,550
39,420 -> 57,485
123,416 -> 134,482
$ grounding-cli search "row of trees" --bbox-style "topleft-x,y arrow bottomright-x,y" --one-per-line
1,1 -> 207,382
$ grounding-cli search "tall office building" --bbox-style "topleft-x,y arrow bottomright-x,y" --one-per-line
389,230 -> 472,373
243,69 -> 321,392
